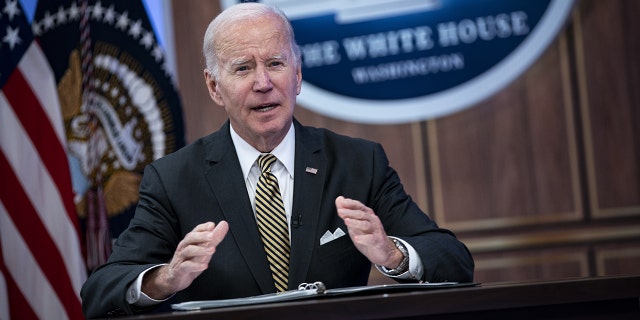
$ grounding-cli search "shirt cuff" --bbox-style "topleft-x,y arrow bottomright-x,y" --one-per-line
375,237 -> 424,280
126,264 -> 173,307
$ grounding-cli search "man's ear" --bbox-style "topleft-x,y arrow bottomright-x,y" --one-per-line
204,69 -> 224,106
295,64 -> 302,95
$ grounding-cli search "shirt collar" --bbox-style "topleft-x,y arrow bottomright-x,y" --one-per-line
230,123 -> 295,180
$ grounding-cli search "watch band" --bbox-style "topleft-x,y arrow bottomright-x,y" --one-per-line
381,238 -> 410,275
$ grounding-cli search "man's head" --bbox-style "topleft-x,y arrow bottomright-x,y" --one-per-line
203,3 -> 301,79
203,3 -> 302,152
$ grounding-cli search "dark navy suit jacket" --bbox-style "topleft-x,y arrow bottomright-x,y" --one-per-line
80,119 -> 474,318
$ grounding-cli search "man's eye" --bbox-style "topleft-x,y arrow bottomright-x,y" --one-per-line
269,61 -> 284,67
236,66 -> 249,72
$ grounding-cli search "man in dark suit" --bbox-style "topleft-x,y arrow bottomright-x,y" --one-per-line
80,2 -> 474,318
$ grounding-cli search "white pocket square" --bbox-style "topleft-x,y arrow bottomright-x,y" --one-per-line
320,227 -> 346,245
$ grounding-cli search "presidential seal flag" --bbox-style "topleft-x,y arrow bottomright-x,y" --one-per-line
0,0 -> 86,319
33,0 -> 185,270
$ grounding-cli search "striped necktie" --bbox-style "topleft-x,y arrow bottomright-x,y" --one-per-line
255,153 -> 290,292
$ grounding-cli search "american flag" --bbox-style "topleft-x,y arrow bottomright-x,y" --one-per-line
0,0 -> 86,319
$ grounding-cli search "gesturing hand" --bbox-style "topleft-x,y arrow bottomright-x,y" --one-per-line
335,196 -> 403,269
142,221 -> 229,299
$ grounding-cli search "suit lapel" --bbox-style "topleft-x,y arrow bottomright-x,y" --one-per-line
202,122 -> 274,293
289,120 -> 326,287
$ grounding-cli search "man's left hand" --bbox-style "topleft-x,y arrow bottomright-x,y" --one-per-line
335,196 -> 404,269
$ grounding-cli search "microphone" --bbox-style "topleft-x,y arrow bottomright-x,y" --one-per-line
292,213 -> 302,228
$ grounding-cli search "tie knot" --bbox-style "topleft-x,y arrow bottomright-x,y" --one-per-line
258,153 -> 277,173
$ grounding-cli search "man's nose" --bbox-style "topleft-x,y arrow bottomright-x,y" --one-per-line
253,67 -> 273,92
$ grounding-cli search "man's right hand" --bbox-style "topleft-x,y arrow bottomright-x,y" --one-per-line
141,221 -> 229,300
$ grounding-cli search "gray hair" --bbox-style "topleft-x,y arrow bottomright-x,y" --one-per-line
202,2 -> 301,80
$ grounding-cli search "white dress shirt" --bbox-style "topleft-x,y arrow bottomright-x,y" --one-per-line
231,123 -> 295,232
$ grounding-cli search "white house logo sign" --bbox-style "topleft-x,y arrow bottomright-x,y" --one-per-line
222,0 -> 574,123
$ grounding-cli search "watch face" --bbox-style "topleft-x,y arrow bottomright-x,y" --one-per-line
390,239 -> 410,274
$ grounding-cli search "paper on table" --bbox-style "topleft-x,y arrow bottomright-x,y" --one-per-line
171,287 -> 321,311
171,281 -> 475,311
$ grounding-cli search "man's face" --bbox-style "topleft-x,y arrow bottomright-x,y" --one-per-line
205,14 -> 302,150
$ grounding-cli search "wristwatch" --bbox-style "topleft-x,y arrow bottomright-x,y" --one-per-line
382,238 -> 410,275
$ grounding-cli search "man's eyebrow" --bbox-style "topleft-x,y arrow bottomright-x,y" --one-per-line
229,57 -> 251,66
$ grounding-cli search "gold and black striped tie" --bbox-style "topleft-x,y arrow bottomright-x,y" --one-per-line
255,154 -> 290,292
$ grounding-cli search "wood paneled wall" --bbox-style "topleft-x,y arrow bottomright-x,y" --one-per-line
171,0 -> 640,285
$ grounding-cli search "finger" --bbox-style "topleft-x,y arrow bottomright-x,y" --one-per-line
346,218 -> 382,240
338,197 -> 366,209
210,221 -> 229,247
336,196 -> 371,217
193,222 -> 217,244
335,196 -> 346,208
336,196 -> 361,210
338,206 -> 372,221
179,221 -> 229,255
339,209 -> 370,221
179,222 -> 213,242
176,233 -> 207,252
176,241 -> 216,261
344,217 -> 372,230
180,221 -> 218,244
178,221 -> 229,270
193,221 -> 215,232
174,257 -> 211,273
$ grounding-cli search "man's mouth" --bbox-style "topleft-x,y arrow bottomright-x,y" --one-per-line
253,103 -> 278,112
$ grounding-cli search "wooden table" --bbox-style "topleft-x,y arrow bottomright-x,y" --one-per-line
119,275 -> 640,319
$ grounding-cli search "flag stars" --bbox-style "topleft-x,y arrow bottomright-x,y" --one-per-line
140,31 -> 154,49
92,1 -> 104,20
3,0 -> 20,21
31,3 -> 173,83
55,6 -> 67,24
2,25 -> 21,50
68,2 -> 80,20
128,19 -> 142,39
115,11 -> 129,31
103,5 -> 116,25
161,62 -> 174,79
151,45 -> 163,62
42,11 -> 55,31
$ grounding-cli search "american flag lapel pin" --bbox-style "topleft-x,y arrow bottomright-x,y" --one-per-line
305,167 -> 318,174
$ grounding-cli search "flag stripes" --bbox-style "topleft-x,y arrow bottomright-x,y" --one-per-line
0,151 -> 82,319
0,85 -> 84,295
2,72 -> 77,216
0,202 -> 69,320
2,46 -> 78,225
0,7 -> 86,316
0,236 -> 39,320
